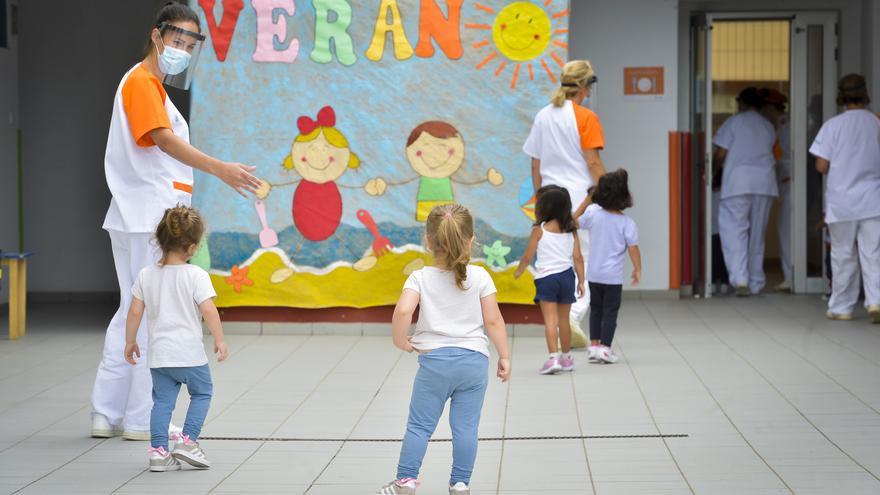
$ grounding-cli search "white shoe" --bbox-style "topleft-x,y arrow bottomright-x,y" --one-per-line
598,346 -> 619,364
587,345 -> 601,363
868,305 -> 880,324
775,281 -> 792,292
826,311 -> 853,321
123,423 -> 183,441
90,413 -> 120,438
449,482 -> 470,494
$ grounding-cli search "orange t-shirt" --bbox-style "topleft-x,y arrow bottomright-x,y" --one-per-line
121,65 -> 171,147
572,104 -> 605,151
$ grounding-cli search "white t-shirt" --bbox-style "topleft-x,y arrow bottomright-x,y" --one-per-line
713,110 -> 778,199
809,109 -> 880,224
131,264 -> 217,368
580,205 -> 639,285
535,223 -> 576,279
404,266 -> 497,357
523,100 -> 605,209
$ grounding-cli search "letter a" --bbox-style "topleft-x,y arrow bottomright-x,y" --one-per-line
365,0 -> 414,62
312,0 -> 357,66
415,0 -> 463,59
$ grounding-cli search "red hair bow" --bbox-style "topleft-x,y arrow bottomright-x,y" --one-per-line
297,106 -> 336,135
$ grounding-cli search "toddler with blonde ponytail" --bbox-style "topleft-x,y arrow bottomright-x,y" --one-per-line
377,204 -> 511,495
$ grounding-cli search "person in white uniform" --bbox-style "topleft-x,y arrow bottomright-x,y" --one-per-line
759,89 -> 793,291
809,74 -> 880,323
714,87 -> 778,297
91,2 -> 261,440
523,60 -> 606,342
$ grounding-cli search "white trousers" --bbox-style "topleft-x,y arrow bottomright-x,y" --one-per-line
91,231 -> 160,431
777,182 -> 792,283
828,216 -> 880,315
570,229 -> 591,322
719,195 -> 774,294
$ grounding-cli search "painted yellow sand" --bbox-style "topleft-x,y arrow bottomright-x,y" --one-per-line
212,250 -> 536,309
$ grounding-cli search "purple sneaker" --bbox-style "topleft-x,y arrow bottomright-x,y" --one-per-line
559,355 -> 575,372
539,356 -> 562,375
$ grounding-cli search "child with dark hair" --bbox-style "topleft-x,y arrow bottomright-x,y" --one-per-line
575,170 -> 641,364
515,185 -> 585,374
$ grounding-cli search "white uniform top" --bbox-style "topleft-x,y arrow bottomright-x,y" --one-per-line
713,110 -> 778,199
534,223 -> 576,279
523,100 -> 605,209
131,264 -> 217,368
404,266 -> 496,357
103,63 -> 194,233
809,109 -> 880,224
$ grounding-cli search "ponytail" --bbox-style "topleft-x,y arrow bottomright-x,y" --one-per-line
426,204 -> 475,290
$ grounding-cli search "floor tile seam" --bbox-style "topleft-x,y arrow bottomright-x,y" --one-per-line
304,348 -> 406,493
0,365 -> 98,417
203,334 -> 311,428
568,362 -> 598,495
0,403 -> 92,455
208,337 -> 361,494
0,337 -> 102,383
496,335 -> 515,495
646,302 -> 796,494
11,437 -> 110,494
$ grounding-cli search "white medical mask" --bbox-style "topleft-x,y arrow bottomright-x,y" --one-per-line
157,39 -> 191,76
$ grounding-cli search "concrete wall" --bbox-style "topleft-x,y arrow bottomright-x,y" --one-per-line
0,0 -> 18,305
571,0 -> 680,291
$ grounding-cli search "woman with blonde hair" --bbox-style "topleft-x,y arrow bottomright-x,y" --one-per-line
523,59 -> 607,340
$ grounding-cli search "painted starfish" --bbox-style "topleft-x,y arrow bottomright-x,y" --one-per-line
483,240 -> 512,268
225,265 -> 254,293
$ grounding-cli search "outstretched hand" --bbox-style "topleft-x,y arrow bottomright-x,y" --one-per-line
217,162 -> 262,198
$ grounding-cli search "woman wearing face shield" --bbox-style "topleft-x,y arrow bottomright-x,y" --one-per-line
523,60 -> 607,346
90,1 -> 261,440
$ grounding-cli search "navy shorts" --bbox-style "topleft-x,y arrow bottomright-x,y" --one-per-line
534,268 -> 577,305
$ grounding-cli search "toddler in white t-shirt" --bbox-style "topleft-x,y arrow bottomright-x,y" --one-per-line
575,170 -> 642,364
124,206 -> 227,472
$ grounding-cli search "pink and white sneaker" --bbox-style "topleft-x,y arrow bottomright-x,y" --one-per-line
376,478 -> 419,494
539,356 -> 562,375
559,354 -> 575,372
587,345 -> 602,363
148,446 -> 181,472
597,346 -> 619,364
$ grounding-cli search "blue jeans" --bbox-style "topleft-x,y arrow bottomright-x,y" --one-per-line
397,347 -> 489,485
150,365 -> 213,450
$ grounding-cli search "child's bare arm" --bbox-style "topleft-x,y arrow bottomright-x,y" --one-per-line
392,289 -> 420,352
514,227 -> 542,279
124,297 -> 146,365
199,298 -> 229,361
480,294 -> 511,382
628,245 -> 642,286
573,234 -> 586,297
573,190 -> 594,219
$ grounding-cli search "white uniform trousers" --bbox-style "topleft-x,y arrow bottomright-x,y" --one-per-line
777,181 -> 792,283
828,216 -> 880,315
91,231 -> 160,431
719,194 -> 774,294
570,229 -> 591,322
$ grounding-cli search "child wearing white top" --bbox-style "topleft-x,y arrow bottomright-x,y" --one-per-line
575,170 -> 642,364
123,206 -> 228,472
515,186 -> 585,375
377,204 -> 510,495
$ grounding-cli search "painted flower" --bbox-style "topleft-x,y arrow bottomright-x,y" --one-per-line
483,240 -> 512,268
225,265 -> 254,293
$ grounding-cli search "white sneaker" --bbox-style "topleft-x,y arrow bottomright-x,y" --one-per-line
449,482 -> 470,494
598,346 -> 619,364
775,281 -> 792,292
90,413 -> 120,438
587,345 -> 602,363
868,305 -> 880,324
826,311 -> 853,321
123,423 -> 183,441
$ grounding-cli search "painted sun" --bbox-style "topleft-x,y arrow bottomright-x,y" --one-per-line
466,1 -> 570,89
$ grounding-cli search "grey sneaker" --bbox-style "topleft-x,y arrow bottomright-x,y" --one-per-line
148,447 -> 181,472
171,435 -> 211,469
449,482 -> 470,494
376,479 -> 418,494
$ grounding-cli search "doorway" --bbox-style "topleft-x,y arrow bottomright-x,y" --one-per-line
690,11 -> 838,297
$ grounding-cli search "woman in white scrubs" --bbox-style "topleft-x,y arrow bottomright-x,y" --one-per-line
759,89 -> 793,291
714,87 -> 778,297
524,60 -> 606,341
809,74 -> 880,323
91,2 -> 261,440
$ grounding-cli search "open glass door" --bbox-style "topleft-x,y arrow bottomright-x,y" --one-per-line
790,12 -> 838,294
690,14 -> 711,297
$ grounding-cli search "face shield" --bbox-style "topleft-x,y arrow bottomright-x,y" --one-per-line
585,75 -> 598,112
156,23 -> 205,90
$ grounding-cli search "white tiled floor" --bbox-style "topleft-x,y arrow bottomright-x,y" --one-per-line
1,296 -> 879,494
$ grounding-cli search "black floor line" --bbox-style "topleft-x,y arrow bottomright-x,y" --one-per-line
200,434 -> 689,443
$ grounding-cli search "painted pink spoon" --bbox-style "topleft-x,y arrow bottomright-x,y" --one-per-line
254,200 -> 279,248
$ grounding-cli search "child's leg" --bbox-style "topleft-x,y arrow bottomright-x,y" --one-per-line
448,352 -> 489,486
556,304 -> 573,353
588,282 -> 604,346
149,368 -> 181,450
397,354 -> 452,481
539,301 -> 559,353
600,285 -> 624,347
180,365 -> 213,441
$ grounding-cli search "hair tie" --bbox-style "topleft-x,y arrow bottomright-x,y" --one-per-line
297,106 -> 336,135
